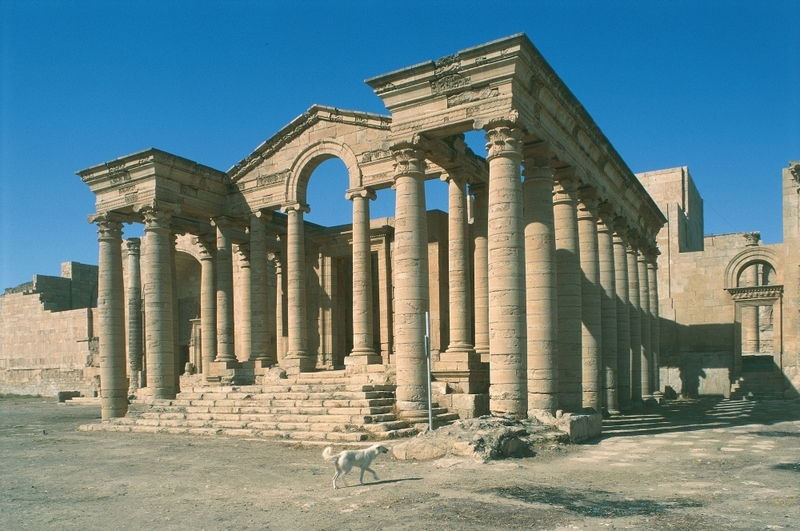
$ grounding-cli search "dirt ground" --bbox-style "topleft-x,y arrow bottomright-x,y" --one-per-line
1,396 -> 799,531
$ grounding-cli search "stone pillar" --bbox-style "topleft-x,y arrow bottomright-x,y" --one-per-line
742,264 -> 759,353
124,237 -> 143,397
470,183 -> 490,360
197,238 -> 217,375
213,218 -> 236,362
521,148 -> 558,417
484,125 -> 526,418
578,187 -> 602,412
613,221 -> 632,410
597,206 -> 619,415
275,252 -> 287,362
647,249 -> 661,398
282,203 -> 313,372
264,253 -> 278,366
391,145 -> 430,422
93,215 -> 127,419
346,187 -> 381,365
627,236 -> 642,405
250,212 -> 269,363
141,205 -> 176,399
553,169 -> 582,412
236,244 -> 252,362
169,233 -> 180,392
443,174 -> 476,359
638,247 -> 652,402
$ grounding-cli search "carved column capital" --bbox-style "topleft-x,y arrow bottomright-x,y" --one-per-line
577,187 -> 600,221
280,202 -> 311,215
553,168 -> 580,205
789,162 -> 800,184
484,125 -> 522,162
91,214 -> 124,241
344,187 -> 377,201
597,203 -> 616,234
391,146 -> 427,177
124,237 -> 141,255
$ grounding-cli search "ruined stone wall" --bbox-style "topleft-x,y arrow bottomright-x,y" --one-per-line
0,291 -> 99,397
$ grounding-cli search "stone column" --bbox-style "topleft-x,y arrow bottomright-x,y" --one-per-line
250,212 -> 269,363
521,148 -> 558,417
169,233 -> 180,392
613,220 -> 632,410
141,205 -> 176,399
282,203 -> 313,372
124,237 -> 143,397
197,238 -> 217,375
264,253 -> 278,366
742,264 -> 759,353
647,249 -> 661,398
93,215 -> 127,419
275,252 -> 287,362
346,187 -> 381,365
553,169 -> 582,412
638,247 -> 652,402
597,206 -> 619,415
627,236 -> 642,404
442,174 -> 476,359
213,218 -> 236,362
578,187 -> 602,412
470,183 -> 490,360
484,125 -> 527,418
236,244 -> 252,362
391,145 -> 430,422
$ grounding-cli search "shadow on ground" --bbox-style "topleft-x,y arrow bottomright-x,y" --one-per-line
600,397 -> 800,439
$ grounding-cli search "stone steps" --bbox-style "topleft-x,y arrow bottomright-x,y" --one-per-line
80,370 -> 458,442
730,372 -> 785,400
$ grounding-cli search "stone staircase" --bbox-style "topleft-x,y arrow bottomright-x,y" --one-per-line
730,371 -> 785,400
79,369 -> 460,443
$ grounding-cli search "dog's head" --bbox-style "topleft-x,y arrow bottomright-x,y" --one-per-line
372,444 -> 389,454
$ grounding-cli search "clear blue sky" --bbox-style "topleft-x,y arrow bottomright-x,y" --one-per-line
1,1 -> 798,290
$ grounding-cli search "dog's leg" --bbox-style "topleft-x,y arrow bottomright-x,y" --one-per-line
332,470 -> 339,490
365,466 -> 379,482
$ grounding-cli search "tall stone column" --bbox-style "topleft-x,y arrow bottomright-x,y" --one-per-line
638,247 -> 652,402
647,249 -> 661,398
521,147 -> 558,417
613,220 -> 632,410
197,238 -> 217,375
124,237 -> 143,397
485,125 -> 527,417
169,233 -> 180,392
578,187 -> 602,412
553,169 -> 582,412
470,183 -> 490,360
213,218 -> 236,362
282,203 -> 313,371
742,264 -> 759,353
264,253 -> 278,366
627,236 -> 642,404
140,205 -> 176,399
250,212 -> 270,363
597,206 -> 619,415
443,174 -> 476,359
93,215 -> 127,419
391,145 -> 430,422
275,251 -> 287,362
346,187 -> 381,365
236,244 -> 252,362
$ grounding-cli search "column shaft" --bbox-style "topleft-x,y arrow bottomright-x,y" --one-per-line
638,251 -> 652,401
628,241 -> 642,404
597,209 -> 619,414
553,172 -> 582,412
250,213 -> 269,363
237,244 -> 252,362
282,204 -> 313,371
613,223 -> 632,410
214,219 -> 236,362
124,238 -> 143,397
578,188 -> 602,412
198,240 -> 217,374
470,183 -> 490,359
522,151 -> 558,416
346,188 -> 380,364
444,176 -> 474,353
95,216 -> 127,419
647,254 -> 661,397
141,206 -> 176,399
485,126 -> 527,418
392,146 -> 430,421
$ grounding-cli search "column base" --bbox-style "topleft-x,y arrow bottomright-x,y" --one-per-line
344,349 -> 382,366
206,360 -> 254,385
283,352 -> 315,373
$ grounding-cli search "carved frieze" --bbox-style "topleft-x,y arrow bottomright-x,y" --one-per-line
256,170 -> 290,188
431,74 -> 471,95
446,86 -> 499,107
434,53 -> 461,76
360,149 -> 393,164
727,285 -> 783,301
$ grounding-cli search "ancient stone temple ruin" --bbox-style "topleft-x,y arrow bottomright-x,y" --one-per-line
2,34 -> 797,441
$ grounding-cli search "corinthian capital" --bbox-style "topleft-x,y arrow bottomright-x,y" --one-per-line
484,125 -> 522,161
391,146 -> 427,177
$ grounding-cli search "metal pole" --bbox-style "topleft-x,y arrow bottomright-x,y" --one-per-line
426,312 -> 433,431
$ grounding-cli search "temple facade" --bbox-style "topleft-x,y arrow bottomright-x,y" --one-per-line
7,35 -> 793,437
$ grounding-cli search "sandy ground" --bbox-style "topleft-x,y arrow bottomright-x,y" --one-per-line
1,396 -> 799,531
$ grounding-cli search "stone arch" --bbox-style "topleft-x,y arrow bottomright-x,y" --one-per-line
285,139 -> 362,205
724,247 -> 783,289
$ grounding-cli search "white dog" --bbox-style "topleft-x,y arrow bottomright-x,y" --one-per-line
322,444 -> 389,489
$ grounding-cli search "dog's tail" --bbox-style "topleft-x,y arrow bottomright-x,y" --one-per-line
322,446 -> 337,460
